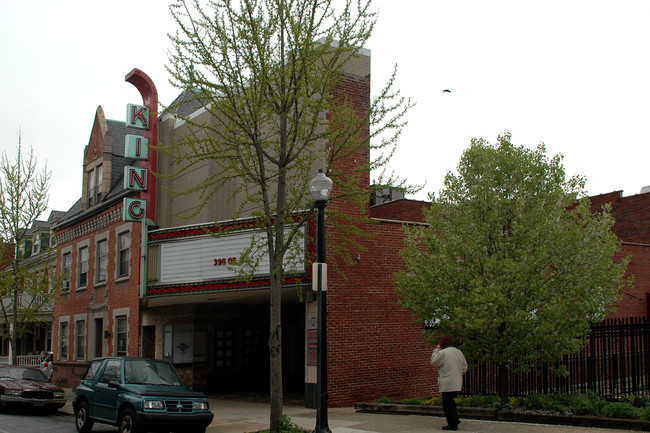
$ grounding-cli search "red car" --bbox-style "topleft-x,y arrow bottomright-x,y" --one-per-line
0,365 -> 66,414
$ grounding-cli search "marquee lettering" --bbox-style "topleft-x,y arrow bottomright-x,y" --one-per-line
124,166 -> 147,190
129,200 -> 145,219
129,168 -> 146,189
126,104 -> 149,130
131,106 -> 148,128
213,257 -> 237,266
125,135 -> 148,160
123,198 -> 146,222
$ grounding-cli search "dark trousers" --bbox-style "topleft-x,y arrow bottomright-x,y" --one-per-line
442,391 -> 459,427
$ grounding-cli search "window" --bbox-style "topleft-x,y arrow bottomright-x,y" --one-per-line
76,320 -> 86,360
78,246 -> 88,287
88,169 -> 95,206
101,359 -> 122,384
23,238 -> 32,259
164,323 -> 195,364
96,165 -> 103,202
96,239 -> 108,282
40,232 -> 49,252
32,233 -> 40,255
83,359 -> 104,381
62,252 -> 71,291
116,316 -> 127,356
118,232 -> 130,277
87,165 -> 102,206
59,322 -> 69,360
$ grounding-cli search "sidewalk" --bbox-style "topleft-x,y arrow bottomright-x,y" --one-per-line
60,389 -> 638,433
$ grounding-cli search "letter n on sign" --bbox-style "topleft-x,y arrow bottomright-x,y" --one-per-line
123,198 -> 146,222
124,166 -> 147,190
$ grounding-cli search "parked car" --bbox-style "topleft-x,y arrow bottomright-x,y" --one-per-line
0,365 -> 66,413
73,357 -> 214,433
39,351 -> 54,379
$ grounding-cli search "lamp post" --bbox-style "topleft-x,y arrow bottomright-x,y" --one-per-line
310,169 -> 333,433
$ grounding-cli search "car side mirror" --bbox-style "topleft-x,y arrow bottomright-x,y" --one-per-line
108,380 -> 121,389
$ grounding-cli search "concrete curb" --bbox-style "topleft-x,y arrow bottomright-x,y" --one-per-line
354,402 -> 650,432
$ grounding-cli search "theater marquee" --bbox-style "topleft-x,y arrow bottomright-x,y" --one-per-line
158,226 -> 306,284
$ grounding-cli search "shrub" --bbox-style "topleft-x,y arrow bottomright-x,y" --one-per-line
279,415 -> 306,433
376,392 -> 646,420
601,402 -> 639,419
456,395 -> 505,409
255,415 -> 307,433
565,392 -> 606,416
508,397 -> 524,409
521,394 -> 560,412
400,398 -> 424,405
639,406 -> 650,420
630,395 -> 650,408
420,397 -> 441,406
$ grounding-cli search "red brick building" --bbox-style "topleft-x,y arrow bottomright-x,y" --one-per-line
49,51 -> 440,405
49,48 -> 648,408
52,106 -> 145,386
590,191 -> 650,318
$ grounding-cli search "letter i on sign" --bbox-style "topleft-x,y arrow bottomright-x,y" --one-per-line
125,135 -> 149,160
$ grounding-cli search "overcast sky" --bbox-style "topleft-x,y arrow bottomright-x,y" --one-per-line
2,1 -> 649,217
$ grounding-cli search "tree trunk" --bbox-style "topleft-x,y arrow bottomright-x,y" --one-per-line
11,289 -> 18,365
498,363 -> 509,398
269,275 -> 283,432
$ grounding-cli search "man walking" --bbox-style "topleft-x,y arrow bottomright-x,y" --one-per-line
431,335 -> 467,431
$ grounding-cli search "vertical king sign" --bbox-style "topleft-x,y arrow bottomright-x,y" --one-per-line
122,69 -> 159,222
123,103 -> 149,221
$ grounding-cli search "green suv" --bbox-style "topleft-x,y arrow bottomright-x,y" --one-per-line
73,357 -> 213,433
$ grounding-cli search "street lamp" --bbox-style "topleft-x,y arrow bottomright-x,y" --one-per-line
310,169 -> 332,433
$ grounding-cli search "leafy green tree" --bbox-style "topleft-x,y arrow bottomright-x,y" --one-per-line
165,0 -> 414,430
396,133 -> 630,394
0,134 -> 57,364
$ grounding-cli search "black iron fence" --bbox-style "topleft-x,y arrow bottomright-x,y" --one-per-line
463,317 -> 650,398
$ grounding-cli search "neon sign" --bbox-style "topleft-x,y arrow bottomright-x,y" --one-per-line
122,70 -> 158,223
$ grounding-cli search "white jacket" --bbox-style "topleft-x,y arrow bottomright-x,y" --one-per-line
430,347 -> 467,392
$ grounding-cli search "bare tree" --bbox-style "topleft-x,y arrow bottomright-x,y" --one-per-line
0,131 -> 56,364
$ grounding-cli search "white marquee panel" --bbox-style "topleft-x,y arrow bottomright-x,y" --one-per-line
159,227 -> 305,284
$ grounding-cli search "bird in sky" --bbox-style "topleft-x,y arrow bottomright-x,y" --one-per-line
442,89 -> 451,93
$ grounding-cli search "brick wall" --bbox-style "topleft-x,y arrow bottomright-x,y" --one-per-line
323,61 -> 437,406
370,198 -> 430,223
591,191 -> 650,244
590,191 -> 650,318
52,204 -> 142,388
327,218 -> 436,406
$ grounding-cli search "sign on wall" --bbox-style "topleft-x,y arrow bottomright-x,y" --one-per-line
158,226 -> 306,284
125,135 -> 149,160
123,104 -> 151,222
123,198 -> 146,222
126,104 -> 149,129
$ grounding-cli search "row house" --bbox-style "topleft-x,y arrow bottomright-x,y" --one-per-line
52,106 -> 145,385
0,211 -> 64,364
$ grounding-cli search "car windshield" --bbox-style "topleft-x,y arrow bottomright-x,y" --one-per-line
0,367 -> 48,382
124,359 -> 183,386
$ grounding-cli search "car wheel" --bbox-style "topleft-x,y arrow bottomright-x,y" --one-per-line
118,408 -> 138,433
75,401 -> 94,433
